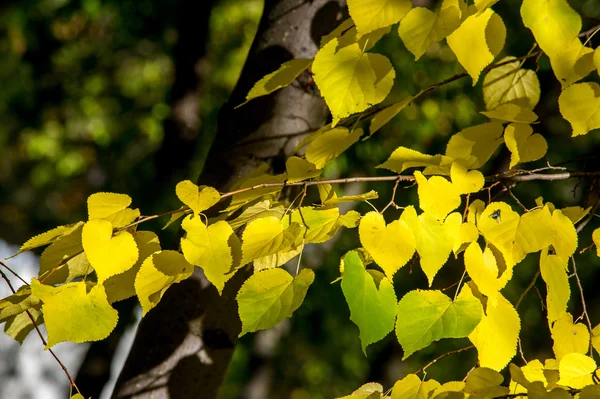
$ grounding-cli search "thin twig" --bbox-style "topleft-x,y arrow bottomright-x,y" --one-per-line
515,270 -> 540,310
0,260 -> 29,286
0,268 -> 81,394
570,256 -> 594,356
518,338 -> 527,364
576,196 -> 600,233
414,345 -> 475,375
503,183 -> 529,212
381,177 -> 402,213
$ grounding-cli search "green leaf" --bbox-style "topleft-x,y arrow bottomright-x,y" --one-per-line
31,279 -> 118,347
341,251 -> 397,353
175,180 -> 221,215
395,285 -> 483,359
239,59 -> 312,106
237,268 -> 314,336
305,127 -> 363,168
347,0 -> 412,35
482,56 -> 540,111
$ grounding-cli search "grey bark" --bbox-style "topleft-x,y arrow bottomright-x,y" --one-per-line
111,1 -> 344,398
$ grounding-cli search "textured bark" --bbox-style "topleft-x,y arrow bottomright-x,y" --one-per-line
111,1 -> 344,398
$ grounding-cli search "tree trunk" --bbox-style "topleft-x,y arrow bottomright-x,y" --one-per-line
111,1 -> 344,398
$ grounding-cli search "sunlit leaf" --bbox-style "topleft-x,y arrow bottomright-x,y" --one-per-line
305,127 -> 363,168
0,286 -> 40,323
594,228 -> 600,257
338,382 -> 384,399
482,56 -> 540,110
87,192 -> 131,220
464,368 -> 509,398
481,104 -> 538,124
324,190 -> 378,205
378,147 -> 447,174
396,285 -> 483,359
551,209 -> 578,261
392,374 -> 441,399
347,0 -> 412,35
415,171 -> 461,221
39,224 -> 90,284
450,160 -> 484,194
540,249 -> 570,324
285,156 -> 321,183
558,82 -> 600,137
228,200 -> 285,230
162,206 -> 189,230
240,59 -> 312,105
240,216 -> 304,266
552,313 -> 589,361
369,96 -> 413,136
4,308 -> 43,344
16,222 -> 84,255
504,123 -> 547,168
175,180 -> 221,215
464,242 -> 511,300
225,172 -> 286,212
557,353 -> 596,388
237,268 -> 314,336
445,122 -> 504,169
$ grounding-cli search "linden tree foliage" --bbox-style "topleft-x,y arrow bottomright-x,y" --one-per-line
2,0 -> 600,397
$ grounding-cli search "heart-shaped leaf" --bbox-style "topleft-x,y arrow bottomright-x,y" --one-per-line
558,82 -> 600,137
175,180 -> 221,215
451,160 -> 484,194
82,219 -> 139,282
504,123 -> 547,168
359,211 -> 416,278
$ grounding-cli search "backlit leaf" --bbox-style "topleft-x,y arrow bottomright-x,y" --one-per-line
175,180 -> 220,215
552,313 -> 589,361
446,9 -> 506,84
338,382 -> 384,399
39,223 -> 90,284
504,123 -> 547,168
82,220 -> 138,283
369,96 -> 414,137
464,242 -> 510,300
558,82 -> 600,137
228,200 -> 285,230
392,374 -> 441,399
181,215 -> 235,294
241,216 -> 304,265
415,171 -> 461,221
540,249 -> 570,324
324,190 -> 378,205
240,59 -> 312,105
347,0 -> 412,35
87,192 -> 131,220
225,172 -> 286,212
378,147 -> 447,174
342,251 -> 397,352
395,285 -> 483,359
31,279 -> 118,347
4,308 -> 43,344
289,207 -> 349,244
16,222 -> 84,255
445,122 -> 504,169
547,40 -> 595,88
359,211 -> 416,278
464,368 -> 509,398
551,209 -> 577,261
450,160 -> 484,194
482,56 -> 540,110
237,268 -> 314,336
0,286 -> 40,323
557,353 -> 596,388
305,127 -> 363,168
469,293 -> 520,371
285,156 -> 321,183
481,104 -> 538,124
135,250 -> 194,315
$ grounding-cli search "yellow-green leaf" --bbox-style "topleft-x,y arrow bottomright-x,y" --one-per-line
392,374 -> 441,399
228,200 -> 285,230
481,103 -> 538,124
286,156 -> 321,183
557,353 -> 596,388
324,190 -> 379,205
4,307 -> 43,344
552,313 -> 589,361
39,223 -> 90,284
254,246 -> 303,272
240,216 -> 304,265
469,293 -> 520,371
548,40 -> 595,88
446,9 -> 506,85
359,211 -> 416,278
369,96 -> 413,136
225,172 -> 286,212
347,0 -> 412,35
551,209 -> 578,261
0,286 -> 40,323
135,250 -> 194,315
181,215 -> 236,294
482,56 -> 540,110
237,268 -> 314,336
341,251 -> 397,352
321,18 -> 355,48
540,249 -> 570,324
31,279 -> 118,347
558,82 -> 600,137
306,127 -> 363,168
289,207 -> 346,244
445,122 -> 504,169
504,123 -> 547,168
338,382 -> 384,399
378,147 -> 447,174
450,160 -> 484,194
175,180 -> 220,215
16,222 -> 84,255
464,368 -> 509,398
312,39 -> 394,125
398,5 -> 461,60
162,206 -> 190,230
396,285 -> 483,359
87,192 -> 131,220
240,59 -> 312,105
415,171 -> 461,221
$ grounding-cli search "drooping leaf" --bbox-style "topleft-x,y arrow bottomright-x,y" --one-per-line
4,308 -> 43,344
557,353 -> 596,388
558,82 -> 600,137
82,219 -> 139,283
391,374 -> 441,399
359,211 -> 416,278
175,180 -> 221,215
240,59 -> 312,105
31,279 -> 118,347
469,292 -> 520,371
482,56 -> 541,110
289,207 -> 346,244
464,242 -> 511,300
414,171 -> 461,221
446,9 -> 506,84
445,122 -> 504,169
504,123 -> 548,168
162,206 -> 190,230
450,219 -> 479,256
253,246 -> 303,272
347,0 -> 412,35
450,160 -> 484,194
378,147 -> 447,174
285,156 -> 322,183
481,104 -> 538,124
551,313 -> 589,361
341,251 -> 397,352
305,127 -> 363,168
540,249 -> 570,324
321,18 -> 355,47
237,268 -> 314,336
551,209 -> 578,261
464,368 -> 509,399
395,285 -> 483,359
0,286 -> 40,323
134,250 -> 194,315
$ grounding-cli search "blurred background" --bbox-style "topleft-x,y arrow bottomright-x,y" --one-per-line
1,0 -> 600,398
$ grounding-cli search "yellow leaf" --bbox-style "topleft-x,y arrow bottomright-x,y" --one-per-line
450,160 -> 484,194
347,0 -> 412,35
482,56 -> 540,110
504,123 -> 548,168
359,211 -> 416,278
289,207 -> 351,244
469,293 -> 520,371
481,103 -> 538,124
285,156 -> 321,183
431,381 -> 466,399
464,242 -> 510,300
595,48 -> 600,75
558,82 -> 600,137
240,216 -> 304,265
464,368 -> 509,398
560,206 -> 590,225
336,25 -> 392,52
477,202 -> 553,267
16,222 -> 84,255
38,223 -> 89,285
321,19 -> 355,48
175,180 -> 220,215
398,5 -> 461,60
181,215 -> 236,294
4,308 -> 42,344
82,220 -> 139,283
135,250 -> 194,315
338,382 -> 384,399
305,127 -> 363,168
446,9 -> 506,84
312,39 -> 394,125
161,206 -> 190,230
87,192 -> 131,220
104,231 -> 161,304
592,324 -> 600,357
552,313 -> 590,361
415,171 -> 461,221
509,360 -> 547,393
548,39 -> 595,88
378,147 -> 447,174
392,374 -> 441,399
240,59 -> 312,105
452,219 -> 479,256
324,190 -> 379,205
31,279 -> 118,347
474,0 -> 498,14
225,172 -> 286,212
551,209 -> 578,261
445,122 -> 504,169
468,199 -> 486,225
593,228 -> 600,257
400,206 -> 454,286
228,200 -> 285,230
558,353 -> 596,388
540,249 -> 570,324
254,246 -> 303,272
369,96 -> 413,136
